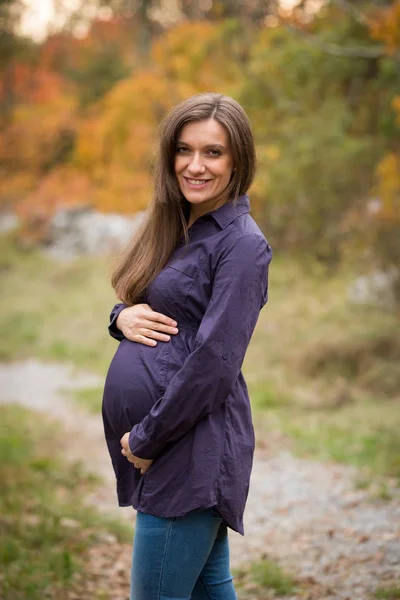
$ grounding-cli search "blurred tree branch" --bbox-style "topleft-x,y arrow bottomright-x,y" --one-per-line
0,0 -> 25,67
0,0 -> 29,126
285,24 -> 398,59
330,0 -> 370,27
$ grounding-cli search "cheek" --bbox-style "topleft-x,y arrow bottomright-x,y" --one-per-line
218,160 -> 233,181
174,157 -> 184,175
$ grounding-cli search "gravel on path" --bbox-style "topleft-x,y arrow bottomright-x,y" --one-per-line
1,360 -> 399,599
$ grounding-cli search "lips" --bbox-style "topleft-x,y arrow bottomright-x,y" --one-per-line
183,177 -> 211,188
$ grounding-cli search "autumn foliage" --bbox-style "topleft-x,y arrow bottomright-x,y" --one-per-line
0,2 -> 399,275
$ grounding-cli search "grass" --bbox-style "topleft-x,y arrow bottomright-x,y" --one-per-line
251,391 -> 400,481
374,586 -> 400,599
0,403 -> 131,600
245,254 -> 400,398
234,558 -> 296,598
67,386 -> 105,413
0,233 -> 118,373
244,254 -> 400,482
1,232 -> 400,483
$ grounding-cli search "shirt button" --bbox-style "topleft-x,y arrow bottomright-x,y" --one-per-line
222,353 -> 228,360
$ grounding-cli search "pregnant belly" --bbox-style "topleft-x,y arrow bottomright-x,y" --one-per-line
102,333 -> 192,438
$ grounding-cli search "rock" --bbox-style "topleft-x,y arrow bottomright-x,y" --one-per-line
347,268 -> 399,308
44,205 -> 145,260
60,517 -> 80,529
0,210 -> 20,233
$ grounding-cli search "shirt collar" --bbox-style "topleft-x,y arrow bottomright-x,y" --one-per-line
206,194 -> 250,230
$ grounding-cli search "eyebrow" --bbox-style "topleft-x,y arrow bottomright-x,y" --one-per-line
176,141 -> 226,151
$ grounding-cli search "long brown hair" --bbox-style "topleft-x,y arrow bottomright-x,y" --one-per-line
112,92 -> 256,305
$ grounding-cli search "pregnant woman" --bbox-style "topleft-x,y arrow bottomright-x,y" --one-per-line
102,92 -> 273,600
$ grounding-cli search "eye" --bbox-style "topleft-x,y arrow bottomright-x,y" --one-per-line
207,149 -> 222,157
176,146 -> 189,154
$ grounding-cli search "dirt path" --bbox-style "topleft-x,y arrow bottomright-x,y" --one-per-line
1,360 -> 399,599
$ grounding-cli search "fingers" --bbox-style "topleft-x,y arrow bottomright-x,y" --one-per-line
127,322 -> 179,346
122,451 -> 149,473
142,319 -> 179,336
139,328 -> 174,342
121,449 -> 137,465
138,318 -> 178,335
120,306 -> 179,345
121,450 -> 153,475
118,305 -> 178,332
140,308 -> 178,329
132,335 -> 157,347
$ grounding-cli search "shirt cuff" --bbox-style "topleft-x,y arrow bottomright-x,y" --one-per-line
108,304 -> 127,341
128,423 -> 161,460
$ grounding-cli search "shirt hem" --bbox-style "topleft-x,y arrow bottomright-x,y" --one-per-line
127,500 -> 244,535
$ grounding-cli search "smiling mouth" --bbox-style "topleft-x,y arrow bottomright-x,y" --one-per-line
184,177 -> 211,186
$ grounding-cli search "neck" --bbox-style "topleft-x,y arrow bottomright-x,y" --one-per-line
188,196 -> 230,228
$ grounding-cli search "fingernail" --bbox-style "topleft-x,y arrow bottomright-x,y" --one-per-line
172,328 -> 178,334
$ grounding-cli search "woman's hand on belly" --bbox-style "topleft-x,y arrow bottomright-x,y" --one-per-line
116,304 -> 179,347
120,432 -> 154,474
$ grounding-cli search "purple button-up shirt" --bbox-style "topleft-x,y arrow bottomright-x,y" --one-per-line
102,194 -> 272,534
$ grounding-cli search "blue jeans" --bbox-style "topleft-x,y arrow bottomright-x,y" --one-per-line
130,508 -> 238,600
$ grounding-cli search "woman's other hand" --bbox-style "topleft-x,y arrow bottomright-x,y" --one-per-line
116,304 -> 178,346
120,433 -> 154,475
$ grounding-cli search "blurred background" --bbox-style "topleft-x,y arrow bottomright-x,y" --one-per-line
1,1 -> 400,599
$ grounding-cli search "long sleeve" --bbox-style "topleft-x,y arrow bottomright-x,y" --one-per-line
108,303 -> 128,341
128,233 -> 272,459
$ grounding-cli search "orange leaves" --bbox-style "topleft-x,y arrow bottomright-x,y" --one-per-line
0,60 -> 77,224
151,21 -> 235,91
369,1 -> 400,54
18,167 -> 91,218
0,172 -> 37,207
85,15 -> 136,48
393,95 -> 400,126
94,168 -> 152,214
371,97 -> 400,223
152,21 -> 216,79
0,95 -> 76,175
41,17 -> 136,74
72,70 -> 194,213
1,18 -> 242,223
72,117 -> 103,174
16,166 -> 92,243
365,149 -> 400,273
100,71 -> 179,132
3,9 -> 398,259
71,16 -> 137,72
40,33 -> 76,72
0,62 -> 69,106
69,16 -> 240,216
373,153 -> 400,223
0,58 -> 77,185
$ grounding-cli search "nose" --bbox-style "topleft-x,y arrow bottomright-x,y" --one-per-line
187,152 -> 205,175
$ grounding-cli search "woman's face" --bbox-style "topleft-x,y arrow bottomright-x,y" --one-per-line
174,118 -> 234,215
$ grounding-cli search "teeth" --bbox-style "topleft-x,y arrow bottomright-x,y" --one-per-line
188,179 -> 207,185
